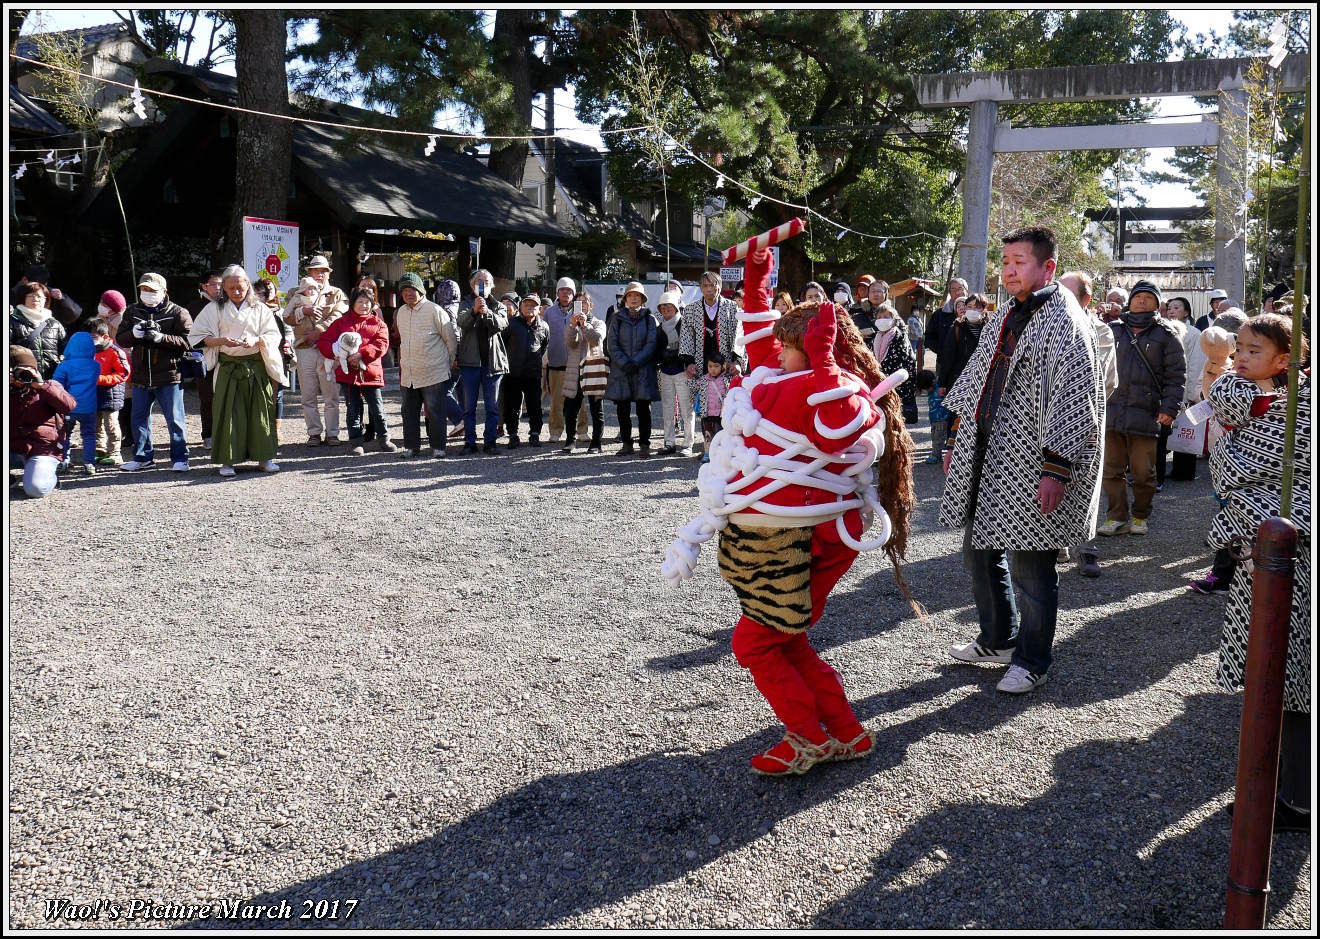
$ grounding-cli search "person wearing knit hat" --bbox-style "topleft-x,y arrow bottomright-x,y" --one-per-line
1098,276 -> 1186,536
97,290 -> 127,332
394,270 -> 458,458
654,288 -> 695,456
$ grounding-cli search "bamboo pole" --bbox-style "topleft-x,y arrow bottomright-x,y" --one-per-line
1279,51 -> 1308,520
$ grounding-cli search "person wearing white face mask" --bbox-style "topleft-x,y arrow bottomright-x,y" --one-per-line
116,273 -> 194,472
871,301 -> 918,424
936,294 -> 990,398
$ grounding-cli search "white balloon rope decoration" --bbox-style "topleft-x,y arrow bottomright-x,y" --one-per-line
660,311 -> 909,587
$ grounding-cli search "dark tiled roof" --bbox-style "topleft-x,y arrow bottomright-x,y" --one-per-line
8,85 -> 70,136
134,59 -> 566,242
15,23 -> 126,61
293,123 -> 568,243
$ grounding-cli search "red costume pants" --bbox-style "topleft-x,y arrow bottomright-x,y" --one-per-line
726,517 -> 866,744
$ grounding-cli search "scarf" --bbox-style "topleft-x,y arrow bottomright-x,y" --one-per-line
15,304 -> 51,327
660,314 -> 681,351
874,324 -> 896,363
1121,310 -> 1157,330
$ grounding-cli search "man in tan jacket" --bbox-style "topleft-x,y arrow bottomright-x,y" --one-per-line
284,255 -> 348,444
394,272 -> 458,457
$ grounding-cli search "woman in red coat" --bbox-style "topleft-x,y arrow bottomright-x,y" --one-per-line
317,287 -> 394,455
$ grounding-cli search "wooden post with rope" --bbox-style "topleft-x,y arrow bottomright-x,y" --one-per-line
1224,36 -> 1309,931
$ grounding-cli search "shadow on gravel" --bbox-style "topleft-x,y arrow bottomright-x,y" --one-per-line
194,680 -> 1075,930
814,692 -> 1311,930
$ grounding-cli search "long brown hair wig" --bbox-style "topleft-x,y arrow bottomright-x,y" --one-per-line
774,302 -> 920,610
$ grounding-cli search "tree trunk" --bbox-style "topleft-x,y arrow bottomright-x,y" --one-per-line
222,10 -> 293,274
9,8 -> 29,57
769,203 -> 811,294
482,9 -> 536,286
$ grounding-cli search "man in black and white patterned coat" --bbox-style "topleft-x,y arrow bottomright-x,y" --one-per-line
938,227 -> 1105,695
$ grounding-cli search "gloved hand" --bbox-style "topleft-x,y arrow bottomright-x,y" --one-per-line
803,303 -> 839,371
145,328 -> 163,344
132,322 -> 146,339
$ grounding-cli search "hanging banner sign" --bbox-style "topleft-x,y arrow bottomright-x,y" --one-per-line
720,247 -> 779,289
242,216 -> 300,302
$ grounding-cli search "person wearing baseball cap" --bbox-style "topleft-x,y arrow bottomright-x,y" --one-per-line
113,273 -> 195,471
1098,278 -> 1186,537
543,275 -> 588,443
502,292 -> 550,447
1196,288 -> 1230,331
284,256 -> 349,445
394,271 -> 458,459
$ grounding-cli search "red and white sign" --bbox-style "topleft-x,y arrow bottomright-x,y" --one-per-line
242,216 -> 299,302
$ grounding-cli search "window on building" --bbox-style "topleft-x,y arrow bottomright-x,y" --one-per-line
521,185 -> 543,209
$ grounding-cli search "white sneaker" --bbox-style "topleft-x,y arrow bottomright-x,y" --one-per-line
120,460 -> 154,472
171,461 -> 189,472
218,465 -> 236,477
949,642 -> 1015,665
1129,518 -> 1149,536
259,460 -> 280,473
996,664 -> 1049,694
352,445 -> 366,456
679,447 -> 695,457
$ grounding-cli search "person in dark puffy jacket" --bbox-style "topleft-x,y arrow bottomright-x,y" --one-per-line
10,281 -> 67,379
1098,280 -> 1186,536
9,264 -> 83,329
605,281 -> 660,458
116,273 -> 194,472
502,293 -> 550,448
10,344 -> 76,498
51,331 -> 103,472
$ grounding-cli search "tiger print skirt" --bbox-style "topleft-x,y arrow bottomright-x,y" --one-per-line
718,522 -> 814,634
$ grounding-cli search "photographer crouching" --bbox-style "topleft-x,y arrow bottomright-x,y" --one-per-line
9,345 -> 76,499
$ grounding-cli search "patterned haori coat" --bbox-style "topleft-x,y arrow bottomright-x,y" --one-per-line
938,285 -> 1106,550
1209,371 -> 1311,713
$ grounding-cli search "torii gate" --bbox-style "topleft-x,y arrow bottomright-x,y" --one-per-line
913,55 -> 1308,304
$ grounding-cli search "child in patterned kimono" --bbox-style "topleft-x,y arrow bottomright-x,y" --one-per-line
1207,312 -> 1310,832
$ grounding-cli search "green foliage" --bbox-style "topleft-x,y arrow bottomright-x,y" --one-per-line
555,227 -> 632,281
290,11 -> 519,137
25,23 -> 97,132
568,9 -> 1184,282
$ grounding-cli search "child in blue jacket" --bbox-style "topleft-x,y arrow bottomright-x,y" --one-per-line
51,331 -> 102,473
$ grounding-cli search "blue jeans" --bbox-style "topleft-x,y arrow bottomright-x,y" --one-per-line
61,412 -> 98,465
130,382 -> 189,464
963,531 -> 1060,676
460,366 -> 503,446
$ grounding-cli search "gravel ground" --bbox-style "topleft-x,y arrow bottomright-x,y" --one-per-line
8,385 -> 1312,930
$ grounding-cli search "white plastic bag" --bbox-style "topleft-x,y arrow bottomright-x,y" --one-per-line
1168,410 -> 1207,455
